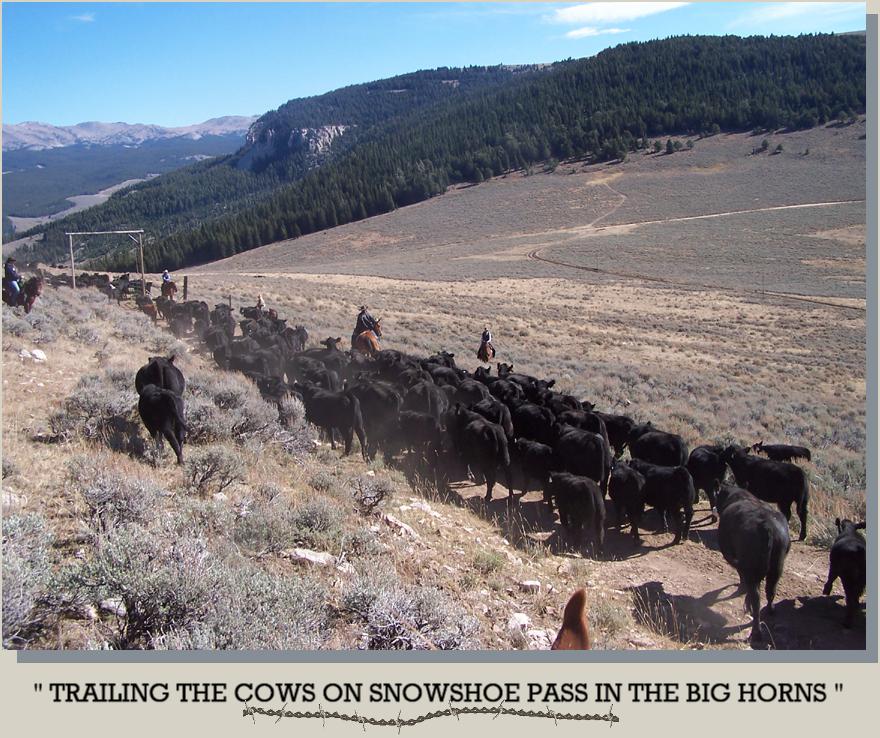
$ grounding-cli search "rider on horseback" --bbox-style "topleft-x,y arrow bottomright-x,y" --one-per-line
352,305 -> 378,349
3,257 -> 21,304
162,269 -> 171,283
477,325 -> 496,363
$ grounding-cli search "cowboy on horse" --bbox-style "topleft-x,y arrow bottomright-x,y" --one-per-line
3,257 -> 22,305
160,269 -> 177,300
3,257 -> 43,314
477,325 -> 496,363
351,305 -> 382,356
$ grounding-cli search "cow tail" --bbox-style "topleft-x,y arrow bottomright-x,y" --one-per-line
173,400 -> 189,434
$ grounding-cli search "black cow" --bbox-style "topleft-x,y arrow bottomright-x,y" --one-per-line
347,380 -> 403,461
469,397 -> 514,439
403,380 -> 449,420
511,438 -> 555,503
254,374 -> 295,405
424,364 -> 462,387
452,378 -> 490,406
445,405 -> 513,505
293,382 -> 368,460
822,518 -> 866,628
556,410 -> 610,453
135,356 -> 185,396
240,305 -> 262,320
722,446 -> 810,541
281,325 -> 309,354
751,441 -> 812,463
395,410 -> 444,467
137,384 -> 187,464
511,402 -> 556,445
488,379 -> 525,406
594,412 -> 636,458
553,425 -> 610,492
300,337 -> 348,373
425,350 -> 457,368
546,472 -> 605,555
608,462 -> 646,542
629,425 -> 689,467
716,484 -> 791,641
628,459 -> 695,545
687,445 -> 727,519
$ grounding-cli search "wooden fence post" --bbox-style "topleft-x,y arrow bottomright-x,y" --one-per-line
183,276 -> 188,301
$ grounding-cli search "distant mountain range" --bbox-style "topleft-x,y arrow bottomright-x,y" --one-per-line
11,34 -> 867,269
2,116 -> 257,151
2,116 -> 257,240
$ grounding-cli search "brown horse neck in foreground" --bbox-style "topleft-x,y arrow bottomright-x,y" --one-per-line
551,588 -> 591,650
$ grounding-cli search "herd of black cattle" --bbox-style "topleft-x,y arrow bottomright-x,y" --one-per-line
24,271 -> 860,644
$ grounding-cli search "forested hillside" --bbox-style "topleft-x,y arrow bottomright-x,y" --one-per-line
20,34 -> 866,271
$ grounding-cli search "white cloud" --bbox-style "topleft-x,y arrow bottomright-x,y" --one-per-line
70,13 -> 96,23
565,26 -> 631,39
549,2 -> 690,26
727,3 -> 864,29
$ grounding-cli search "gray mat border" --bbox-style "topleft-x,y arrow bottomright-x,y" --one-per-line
14,15 -> 879,665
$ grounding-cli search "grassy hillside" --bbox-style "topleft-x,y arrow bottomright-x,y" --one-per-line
2,267 -> 865,650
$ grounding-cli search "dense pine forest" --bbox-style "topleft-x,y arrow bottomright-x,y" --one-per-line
19,34 -> 866,271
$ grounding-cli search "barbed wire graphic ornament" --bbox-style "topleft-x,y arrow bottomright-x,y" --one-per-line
242,701 -> 620,730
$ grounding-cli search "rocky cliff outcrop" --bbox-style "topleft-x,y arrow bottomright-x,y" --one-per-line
235,123 -> 350,171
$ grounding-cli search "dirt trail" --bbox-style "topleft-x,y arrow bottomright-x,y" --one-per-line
526,198 -> 867,313
449,483 -> 865,650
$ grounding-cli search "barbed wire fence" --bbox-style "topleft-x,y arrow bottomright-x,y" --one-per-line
242,701 -> 620,731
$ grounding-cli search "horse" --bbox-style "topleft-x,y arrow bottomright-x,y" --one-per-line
2,276 -> 43,314
476,340 -> 495,363
352,318 -> 382,357
161,280 -> 178,301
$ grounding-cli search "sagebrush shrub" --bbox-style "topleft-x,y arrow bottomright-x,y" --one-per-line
363,586 -> 480,650
50,371 -> 144,454
348,475 -> 394,515
184,446 -> 246,497
150,567 -> 329,650
67,457 -> 163,539
2,514 -> 55,648
68,524 -> 217,649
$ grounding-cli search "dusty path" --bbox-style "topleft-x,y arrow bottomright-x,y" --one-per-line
527,198 -> 867,313
448,482 -> 865,650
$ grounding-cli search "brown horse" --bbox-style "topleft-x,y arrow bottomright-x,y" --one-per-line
161,280 -> 178,300
352,318 -> 382,357
2,276 -> 43,314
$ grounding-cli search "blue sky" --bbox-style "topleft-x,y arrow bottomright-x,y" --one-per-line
1,2 -> 867,128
